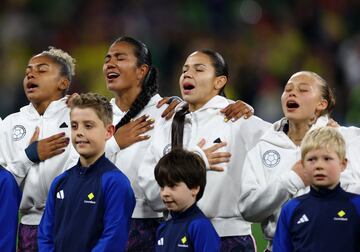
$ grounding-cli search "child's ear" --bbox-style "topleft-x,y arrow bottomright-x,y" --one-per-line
59,78 -> 70,92
191,186 -> 200,198
340,158 -> 348,172
105,124 -> 115,141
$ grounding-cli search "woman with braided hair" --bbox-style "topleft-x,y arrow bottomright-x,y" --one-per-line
103,37 -> 254,251
102,36 -> 169,251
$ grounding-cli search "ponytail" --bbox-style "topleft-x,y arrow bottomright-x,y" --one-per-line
171,104 -> 189,149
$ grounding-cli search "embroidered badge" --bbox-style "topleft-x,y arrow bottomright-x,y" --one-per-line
12,125 -> 26,141
262,150 -> 280,168
163,143 -> 172,155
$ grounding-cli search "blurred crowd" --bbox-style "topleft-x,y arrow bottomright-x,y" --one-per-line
1,0 -> 360,125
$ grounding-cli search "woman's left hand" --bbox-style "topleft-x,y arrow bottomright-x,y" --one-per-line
157,96 -> 182,120
221,100 -> 254,122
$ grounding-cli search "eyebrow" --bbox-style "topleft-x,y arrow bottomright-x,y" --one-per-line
183,63 -> 207,68
105,52 -> 127,59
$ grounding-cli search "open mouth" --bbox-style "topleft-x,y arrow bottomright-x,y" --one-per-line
27,82 -> 39,89
107,72 -> 120,79
286,100 -> 299,109
76,140 -> 89,145
183,83 -> 195,91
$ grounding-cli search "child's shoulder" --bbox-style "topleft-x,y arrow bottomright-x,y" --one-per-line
0,166 -> 17,184
282,194 -> 307,212
100,158 -> 131,186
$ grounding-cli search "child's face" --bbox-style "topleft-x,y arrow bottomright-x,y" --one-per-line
160,182 -> 199,212
281,72 -> 327,123
70,107 -> 114,166
303,147 -> 347,190
24,55 -> 68,105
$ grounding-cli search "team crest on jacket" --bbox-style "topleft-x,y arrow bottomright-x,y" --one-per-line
12,125 -> 26,141
262,150 -> 280,168
163,144 -> 172,155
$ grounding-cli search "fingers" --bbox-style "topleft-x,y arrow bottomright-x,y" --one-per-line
66,93 -> 80,107
161,100 -> 180,119
205,141 -> 227,152
222,101 -> 254,121
134,135 -> 151,143
30,127 -> 40,144
209,165 -> 224,172
131,115 -> 149,124
156,97 -> 170,108
197,138 -> 206,148
44,132 -> 67,142
208,152 -> 231,165
133,119 -> 155,135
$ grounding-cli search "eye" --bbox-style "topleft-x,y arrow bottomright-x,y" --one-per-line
85,124 -> 93,129
71,123 -> 78,130
116,56 -> 125,61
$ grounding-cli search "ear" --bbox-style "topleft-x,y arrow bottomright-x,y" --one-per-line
315,99 -> 328,116
105,124 -> 115,141
136,64 -> 149,81
340,158 -> 348,172
191,186 -> 200,198
58,78 -> 70,92
214,76 -> 227,91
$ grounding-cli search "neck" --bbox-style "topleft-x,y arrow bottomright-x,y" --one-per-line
79,152 -> 103,168
287,119 -> 312,145
32,97 -> 61,115
188,94 -> 217,112
114,86 -> 142,112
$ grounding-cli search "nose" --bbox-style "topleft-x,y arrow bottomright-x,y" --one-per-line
314,160 -> 324,170
182,69 -> 193,79
25,71 -> 34,80
104,56 -> 116,69
75,128 -> 84,137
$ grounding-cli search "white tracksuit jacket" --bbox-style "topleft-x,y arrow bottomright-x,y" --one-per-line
106,94 -> 167,218
138,95 -> 271,237
239,116 -> 360,250
0,97 -> 78,225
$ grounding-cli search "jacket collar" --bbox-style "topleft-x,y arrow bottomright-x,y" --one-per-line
21,97 -> 68,119
110,94 -> 162,117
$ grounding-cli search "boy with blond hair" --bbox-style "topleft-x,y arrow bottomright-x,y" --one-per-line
38,93 -> 135,251
273,127 -> 360,252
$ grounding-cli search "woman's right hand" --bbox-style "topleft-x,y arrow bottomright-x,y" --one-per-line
114,115 -> 155,149
292,160 -> 311,187
197,138 -> 231,172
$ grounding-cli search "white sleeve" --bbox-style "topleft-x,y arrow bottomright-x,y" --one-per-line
239,147 -> 305,222
105,136 -> 120,158
341,158 -> 360,194
238,116 -> 271,151
0,121 -> 34,185
187,145 -> 210,170
137,140 -> 165,212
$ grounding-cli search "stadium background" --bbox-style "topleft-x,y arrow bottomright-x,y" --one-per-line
1,0 -> 360,250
